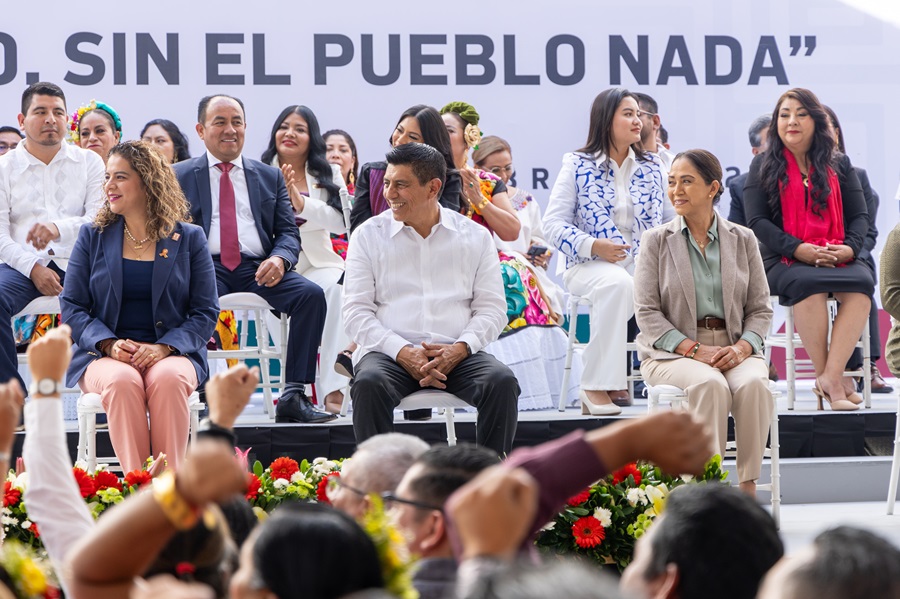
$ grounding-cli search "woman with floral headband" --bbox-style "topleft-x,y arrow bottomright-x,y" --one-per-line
70,99 -> 122,164
441,101 -> 579,410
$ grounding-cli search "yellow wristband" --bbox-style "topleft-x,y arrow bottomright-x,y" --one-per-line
152,471 -> 199,530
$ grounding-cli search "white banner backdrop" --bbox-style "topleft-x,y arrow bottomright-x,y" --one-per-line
0,0 -> 897,280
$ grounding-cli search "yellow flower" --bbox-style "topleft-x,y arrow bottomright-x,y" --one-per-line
19,558 -> 46,596
252,506 -> 269,522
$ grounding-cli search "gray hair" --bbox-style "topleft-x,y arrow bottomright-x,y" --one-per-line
748,114 -> 772,148
349,433 -> 430,494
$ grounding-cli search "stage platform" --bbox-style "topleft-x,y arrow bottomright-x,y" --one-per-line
25,377 -> 897,472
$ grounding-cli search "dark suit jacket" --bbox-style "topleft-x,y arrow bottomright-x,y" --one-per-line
855,166 -> 879,264
727,172 -> 749,227
173,155 -> 300,267
744,153 -> 868,268
60,221 -> 219,387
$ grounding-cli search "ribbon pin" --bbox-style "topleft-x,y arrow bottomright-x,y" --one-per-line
159,249 -> 169,258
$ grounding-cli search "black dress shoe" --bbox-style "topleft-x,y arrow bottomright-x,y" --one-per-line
403,408 -> 432,421
275,391 -> 337,424
871,364 -> 894,394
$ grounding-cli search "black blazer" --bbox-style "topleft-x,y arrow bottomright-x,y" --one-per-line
744,153 -> 869,268
173,155 -> 300,267
727,171 -> 749,227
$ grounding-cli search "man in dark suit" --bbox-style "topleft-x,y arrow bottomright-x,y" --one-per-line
173,94 -> 334,423
727,114 -> 771,227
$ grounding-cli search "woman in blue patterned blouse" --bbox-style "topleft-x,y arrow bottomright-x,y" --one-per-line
544,88 -> 667,415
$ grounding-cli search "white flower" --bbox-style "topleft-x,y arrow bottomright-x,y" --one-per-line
1,515 -> 16,526
644,484 -> 668,503
680,474 -> 695,483
539,520 -> 556,532
593,507 -> 612,528
21,520 -> 31,530
273,479 -> 289,491
312,464 -> 331,476
12,472 -> 27,491
626,488 -> 647,507
313,457 -> 327,465
290,471 -> 305,484
74,460 -> 89,471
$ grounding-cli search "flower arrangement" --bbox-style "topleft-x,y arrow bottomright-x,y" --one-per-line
0,541 -> 60,598
2,456 -> 163,550
361,494 -> 419,599
535,455 -> 727,570
245,456 -> 343,518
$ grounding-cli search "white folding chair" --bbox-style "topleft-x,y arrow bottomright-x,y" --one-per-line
646,383 -> 782,529
765,296 -> 870,410
395,390 -> 470,446
559,294 -> 640,411
887,389 -> 900,514
209,293 -> 287,418
76,391 -> 203,472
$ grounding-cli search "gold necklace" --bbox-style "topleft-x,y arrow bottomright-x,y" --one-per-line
693,235 -> 709,249
124,224 -> 151,250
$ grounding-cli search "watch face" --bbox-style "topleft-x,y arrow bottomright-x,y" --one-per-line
37,379 -> 57,395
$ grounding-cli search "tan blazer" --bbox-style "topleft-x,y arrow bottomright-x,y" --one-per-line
635,215 -> 772,361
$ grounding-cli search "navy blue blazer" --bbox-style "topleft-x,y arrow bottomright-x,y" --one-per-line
60,220 -> 220,388
172,155 -> 300,268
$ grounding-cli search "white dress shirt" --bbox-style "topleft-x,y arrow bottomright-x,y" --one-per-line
22,399 -> 95,596
343,208 -> 507,362
205,151 -> 265,257
0,141 -> 105,277
655,146 -> 677,223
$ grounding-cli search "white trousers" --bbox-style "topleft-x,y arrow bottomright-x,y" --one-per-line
563,260 -> 633,390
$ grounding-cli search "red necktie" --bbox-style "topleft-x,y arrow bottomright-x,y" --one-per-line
216,162 -> 241,271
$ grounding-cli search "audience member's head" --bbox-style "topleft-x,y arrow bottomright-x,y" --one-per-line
18,82 -> 67,151
467,559 -> 625,599
748,113 -> 772,156
323,128 -> 359,187
634,92 -> 662,151
620,483 -> 783,599
821,105 -> 846,154
578,87 -> 646,160
657,125 -> 670,150
229,502 -> 383,599
71,100 -> 123,163
472,135 -> 514,185
219,495 -> 258,549
141,118 -> 191,164
391,443 -> 499,558
381,143 -> 447,230
196,94 -> 246,163
0,126 -> 22,156
329,433 -> 429,520
143,504 -> 234,599
758,526 -> 900,599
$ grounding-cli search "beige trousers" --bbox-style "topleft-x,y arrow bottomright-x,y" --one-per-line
640,328 -> 773,483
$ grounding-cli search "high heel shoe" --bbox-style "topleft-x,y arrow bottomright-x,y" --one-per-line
812,382 -> 859,412
579,390 -> 622,416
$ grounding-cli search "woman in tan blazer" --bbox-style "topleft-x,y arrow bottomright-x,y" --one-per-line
634,149 -> 773,497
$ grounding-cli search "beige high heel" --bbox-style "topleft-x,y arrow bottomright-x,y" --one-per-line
812,381 -> 859,412
579,390 -> 622,416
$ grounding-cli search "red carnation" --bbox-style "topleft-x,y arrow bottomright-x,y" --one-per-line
125,470 -> 153,489
72,468 -> 96,498
269,457 -> 300,481
93,470 -> 123,492
2,481 -> 21,507
566,488 -> 591,507
245,473 -> 261,501
317,472 -> 339,503
612,463 -> 642,486
572,515 -> 606,549
30,522 -> 40,539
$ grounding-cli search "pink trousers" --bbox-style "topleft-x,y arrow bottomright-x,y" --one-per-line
80,357 -> 198,473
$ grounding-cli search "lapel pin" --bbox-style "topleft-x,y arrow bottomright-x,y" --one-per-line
172,233 -> 181,241
159,249 -> 169,258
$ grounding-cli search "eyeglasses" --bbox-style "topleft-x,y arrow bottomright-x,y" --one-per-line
381,492 -> 442,512
0,142 -> 18,152
488,164 -> 514,176
325,476 -> 368,501
637,110 -> 657,119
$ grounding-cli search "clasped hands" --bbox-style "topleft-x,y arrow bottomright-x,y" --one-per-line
105,339 -> 172,371
591,238 -> 631,264
691,343 -> 747,372
794,242 -> 853,268
397,342 -> 469,389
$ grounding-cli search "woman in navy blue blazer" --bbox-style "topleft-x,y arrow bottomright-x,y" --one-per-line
61,141 -> 219,472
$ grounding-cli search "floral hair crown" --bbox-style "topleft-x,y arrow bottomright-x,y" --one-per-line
440,101 -> 483,150
69,100 -> 122,144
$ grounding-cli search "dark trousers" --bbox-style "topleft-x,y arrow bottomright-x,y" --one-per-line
214,258 -> 326,384
351,351 -> 519,455
0,262 -> 65,389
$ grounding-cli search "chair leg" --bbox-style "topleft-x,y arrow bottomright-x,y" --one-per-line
255,308 -> 275,419
769,392 -> 781,529
559,296 -> 579,412
190,407 -> 200,445
86,414 -> 98,473
887,396 -> 900,514
77,413 -> 87,465
339,385 -> 351,417
444,408 -> 457,446
862,316 -> 871,409
785,306 -> 795,410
